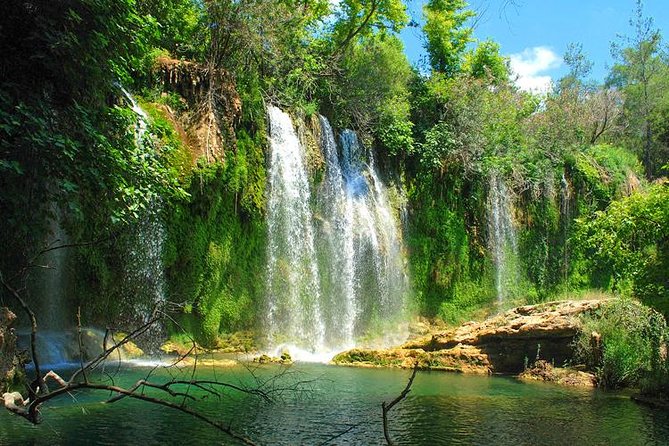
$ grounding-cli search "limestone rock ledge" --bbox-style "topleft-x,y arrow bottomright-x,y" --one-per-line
333,299 -> 607,378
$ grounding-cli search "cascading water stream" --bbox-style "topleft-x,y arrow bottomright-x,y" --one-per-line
265,106 -> 324,353
120,85 -> 149,144
119,87 -> 167,351
317,117 -> 357,349
560,173 -> 571,282
121,201 -> 167,351
487,171 -> 519,303
265,107 -> 410,359
37,205 -> 69,331
338,130 -> 408,322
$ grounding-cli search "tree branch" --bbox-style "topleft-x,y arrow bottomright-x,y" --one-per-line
381,363 -> 418,445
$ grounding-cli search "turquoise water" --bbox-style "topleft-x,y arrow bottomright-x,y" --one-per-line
1,362 -> 668,445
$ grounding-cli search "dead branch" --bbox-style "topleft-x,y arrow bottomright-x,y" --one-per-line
381,363 -> 419,446
1,313 -> 265,445
0,271 -> 45,396
1,248 -> 317,446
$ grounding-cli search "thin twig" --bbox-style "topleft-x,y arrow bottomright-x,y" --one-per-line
381,363 -> 419,446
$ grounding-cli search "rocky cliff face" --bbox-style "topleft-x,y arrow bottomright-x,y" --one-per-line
153,57 -> 242,163
333,299 -> 607,375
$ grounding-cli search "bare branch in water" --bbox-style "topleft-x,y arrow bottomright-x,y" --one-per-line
381,363 -> 419,446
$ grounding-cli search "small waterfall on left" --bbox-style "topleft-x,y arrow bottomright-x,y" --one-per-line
26,204 -> 73,367
120,87 -> 167,351
21,88 -> 165,366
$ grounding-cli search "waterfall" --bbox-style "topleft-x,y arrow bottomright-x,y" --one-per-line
487,171 -> 519,303
560,173 -> 571,282
337,130 -> 408,324
317,117 -> 357,349
20,87 -> 166,365
38,206 -> 69,330
265,106 -> 325,352
122,202 -> 167,348
120,85 -> 149,146
120,87 -> 166,350
265,107 -> 409,358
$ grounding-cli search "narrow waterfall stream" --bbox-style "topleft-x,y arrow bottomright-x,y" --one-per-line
560,173 -> 571,282
265,107 -> 409,359
119,87 -> 167,350
487,171 -> 519,303
121,201 -> 167,351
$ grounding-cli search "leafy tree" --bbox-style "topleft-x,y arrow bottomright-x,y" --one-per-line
331,0 -> 408,53
330,34 -> 413,152
575,183 -> 669,316
136,0 -> 202,59
423,0 -> 475,76
559,43 -> 594,93
608,0 -> 668,179
463,39 -> 509,85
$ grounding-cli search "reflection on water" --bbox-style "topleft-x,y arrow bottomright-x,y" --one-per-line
1,363 -> 667,445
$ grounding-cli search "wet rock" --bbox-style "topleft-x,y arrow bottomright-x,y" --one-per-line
252,352 -> 293,365
179,356 -> 238,368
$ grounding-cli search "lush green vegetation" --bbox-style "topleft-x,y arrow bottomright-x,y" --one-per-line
574,299 -> 668,393
1,0 -> 668,393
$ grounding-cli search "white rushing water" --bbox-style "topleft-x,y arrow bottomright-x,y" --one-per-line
123,203 -> 167,327
265,107 -> 409,358
265,106 -> 325,351
487,171 -> 519,303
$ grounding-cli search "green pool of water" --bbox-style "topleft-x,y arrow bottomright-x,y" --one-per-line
1,362 -> 667,445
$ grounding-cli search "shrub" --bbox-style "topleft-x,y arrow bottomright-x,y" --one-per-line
573,298 -> 668,390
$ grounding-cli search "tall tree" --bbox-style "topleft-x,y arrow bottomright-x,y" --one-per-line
331,0 -> 408,53
423,0 -> 475,76
608,0 -> 667,179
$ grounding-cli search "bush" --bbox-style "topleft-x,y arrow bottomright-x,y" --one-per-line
573,298 -> 668,391
573,183 -> 669,315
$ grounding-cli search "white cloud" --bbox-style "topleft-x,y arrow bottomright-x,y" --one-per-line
509,47 -> 561,93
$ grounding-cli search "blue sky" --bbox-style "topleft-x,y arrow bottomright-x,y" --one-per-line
399,0 -> 669,91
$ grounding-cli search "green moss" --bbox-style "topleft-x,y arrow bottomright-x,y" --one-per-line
163,122 -> 268,346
